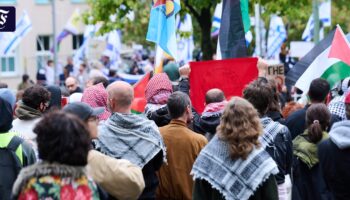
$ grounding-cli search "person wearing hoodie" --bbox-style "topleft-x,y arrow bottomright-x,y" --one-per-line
64,102 -> 145,200
193,88 -> 226,141
0,96 -> 36,200
11,85 -> 51,155
292,104 -> 332,200
318,92 -> 350,200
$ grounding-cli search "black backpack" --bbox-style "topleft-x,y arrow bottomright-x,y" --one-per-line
0,136 -> 24,200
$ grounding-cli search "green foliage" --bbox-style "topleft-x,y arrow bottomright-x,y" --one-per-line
84,0 -> 350,58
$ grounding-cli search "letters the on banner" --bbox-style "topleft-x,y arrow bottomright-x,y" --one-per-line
266,64 -> 285,89
189,58 -> 258,113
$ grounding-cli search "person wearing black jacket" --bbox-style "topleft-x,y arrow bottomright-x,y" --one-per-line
243,79 -> 293,200
285,78 -> 341,140
318,93 -> 350,200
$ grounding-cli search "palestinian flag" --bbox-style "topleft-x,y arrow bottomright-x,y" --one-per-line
131,72 -> 151,114
219,0 -> 249,59
287,26 -> 350,93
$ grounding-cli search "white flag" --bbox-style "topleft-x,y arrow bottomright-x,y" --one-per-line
0,11 -> 32,55
103,30 -> 122,70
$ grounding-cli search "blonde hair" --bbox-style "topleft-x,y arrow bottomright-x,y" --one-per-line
217,97 -> 262,160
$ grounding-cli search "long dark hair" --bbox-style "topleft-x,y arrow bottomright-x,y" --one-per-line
306,104 -> 330,143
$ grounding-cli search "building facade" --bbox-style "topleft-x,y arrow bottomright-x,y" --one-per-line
0,0 -> 88,89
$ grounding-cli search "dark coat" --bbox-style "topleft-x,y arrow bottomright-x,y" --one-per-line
193,113 -> 221,141
146,106 -> 171,127
284,105 -> 341,140
193,175 -> 278,200
292,157 -> 332,200
318,139 -> 350,200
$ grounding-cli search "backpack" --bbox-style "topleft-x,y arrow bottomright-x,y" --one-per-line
0,136 -> 24,200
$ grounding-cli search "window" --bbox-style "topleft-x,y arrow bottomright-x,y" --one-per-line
0,49 -> 18,77
0,0 -> 16,4
36,35 -> 53,70
72,34 -> 84,50
35,0 -> 49,4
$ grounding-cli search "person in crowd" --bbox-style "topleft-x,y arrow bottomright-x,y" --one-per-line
243,80 -> 292,199
193,88 -> 226,141
95,81 -> 166,199
0,82 -> 8,88
265,78 -> 285,123
285,78 -> 341,140
0,88 -> 16,111
163,59 -> 180,83
45,60 -> 55,86
65,76 -> 83,95
328,77 -> 350,121
292,104 -> 331,200
157,91 -> 207,200
192,97 -> 279,200
129,62 -> 144,75
318,91 -> 350,200
145,73 -> 173,127
86,76 -> 110,88
17,74 -> 33,91
64,102 -> 146,199
11,85 -> 50,154
46,85 -> 62,110
64,56 -> 74,80
82,83 -> 111,121
16,90 -> 25,104
12,112 -> 101,199
77,63 -> 89,89
282,101 -> 304,119
0,97 -> 36,200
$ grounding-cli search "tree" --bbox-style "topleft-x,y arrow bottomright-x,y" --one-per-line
84,0 -> 350,61
84,0 -> 220,60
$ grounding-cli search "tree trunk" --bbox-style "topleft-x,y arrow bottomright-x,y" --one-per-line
198,8 -> 213,60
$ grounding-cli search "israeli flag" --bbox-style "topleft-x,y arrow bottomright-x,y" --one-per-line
302,0 -> 331,41
266,15 -> 287,60
0,11 -> 32,55
176,14 -> 194,64
103,30 -> 122,70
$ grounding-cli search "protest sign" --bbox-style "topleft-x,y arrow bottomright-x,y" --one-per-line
190,58 -> 258,113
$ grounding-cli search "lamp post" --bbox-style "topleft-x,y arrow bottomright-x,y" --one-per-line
313,0 -> 320,44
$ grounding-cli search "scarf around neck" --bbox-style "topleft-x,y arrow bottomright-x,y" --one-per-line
260,117 -> 285,148
95,112 -> 166,168
15,101 -> 42,120
202,101 -> 227,118
293,131 -> 329,168
191,136 -> 278,200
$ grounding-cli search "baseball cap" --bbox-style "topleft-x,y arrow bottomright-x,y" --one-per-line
63,102 -> 104,121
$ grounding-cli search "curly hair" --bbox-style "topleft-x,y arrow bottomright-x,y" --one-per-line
34,111 -> 91,166
217,97 -> 262,160
22,85 -> 50,109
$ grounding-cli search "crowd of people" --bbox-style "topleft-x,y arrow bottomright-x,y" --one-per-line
0,61 -> 350,200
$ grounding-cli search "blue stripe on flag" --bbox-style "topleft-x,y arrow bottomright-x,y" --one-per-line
4,24 -> 32,54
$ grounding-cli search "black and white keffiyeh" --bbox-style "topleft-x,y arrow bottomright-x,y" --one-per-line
260,117 -> 287,147
191,136 -> 279,200
95,112 -> 166,168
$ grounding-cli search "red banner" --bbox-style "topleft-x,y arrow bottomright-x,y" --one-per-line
189,58 -> 258,113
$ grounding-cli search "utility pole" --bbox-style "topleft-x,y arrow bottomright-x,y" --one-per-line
254,3 -> 261,57
51,0 -> 58,84
313,0 -> 320,44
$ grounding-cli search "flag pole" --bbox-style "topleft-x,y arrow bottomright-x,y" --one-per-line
313,0 -> 320,44
51,0 -> 58,85
254,3 -> 261,57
